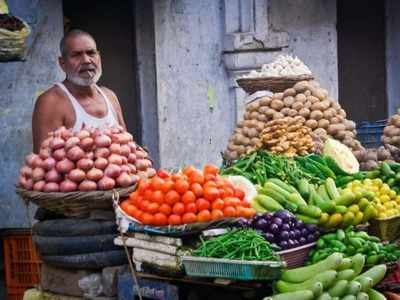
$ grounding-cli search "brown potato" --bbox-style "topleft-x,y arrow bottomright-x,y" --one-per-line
295,93 -> 307,103
283,88 -> 296,97
310,87 -> 326,100
259,96 -> 272,106
327,124 -> 346,135
257,114 -> 268,122
318,119 -> 330,129
250,111 -> 259,120
247,101 -> 260,112
304,90 -> 312,97
288,109 -> 298,117
292,101 -> 304,111
330,117 -> 341,124
307,95 -> 320,104
310,110 -> 324,121
273,112 -> 284,120
281,107 -> 291,116
244,111 -> 251,120
305,119 -> 318,129
266,108 -> 276,117
338,109 -> 347,118
299,108 -> 311,118
293,81 -> 310,92
271,99 -> 284,111
272,92 -> 284,100
283,96 -> 295,107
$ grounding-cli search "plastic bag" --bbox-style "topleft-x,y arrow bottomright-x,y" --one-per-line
78,273 -> 103,298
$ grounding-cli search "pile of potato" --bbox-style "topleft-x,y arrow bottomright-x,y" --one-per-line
355,146 -> 393,170
224,80 -> 363,160
382,113 -> 400,147
260,116 -> 315,157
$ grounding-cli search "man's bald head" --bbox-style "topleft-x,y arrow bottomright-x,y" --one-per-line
60,29 -> 96,58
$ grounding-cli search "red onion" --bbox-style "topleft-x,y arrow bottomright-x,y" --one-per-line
128,153 -> 136,164
68,169 -> 86,182
108,154 -> 123,165
104,164 -> 121,178
109,143 -> 121,154
97,177 -> 116,190
50,137 -> 65,150
80,137 -> 94,151
95,134 -> 112,147
78,180 -> 97,191
20,166 -> 32,177
116,172 -> 133,187
65,136 -> 80,149
33,180 -> 46,192
32,167 -> 45,182
67,146 -> 85,162
77,158 -> 94,171
95,147 -> 110,159
86,168 -> 104,181
120,144 -> 131,157
55,159 -> 75,173
43,182 -> 59,192
45,168 -> 62,183
42,157 -> 57,171
25,153 -> 37,167
77,130 -> 90,140
60,179 -> 78,192
94,157 -> 108,170
39,147 -> 51,159
53,148 -> 66,161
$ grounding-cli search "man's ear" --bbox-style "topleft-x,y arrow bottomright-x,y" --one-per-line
58,56 -> 66,72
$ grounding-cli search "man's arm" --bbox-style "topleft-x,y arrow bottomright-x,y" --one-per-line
32,93 -> 64,153
102,87 -> 127,130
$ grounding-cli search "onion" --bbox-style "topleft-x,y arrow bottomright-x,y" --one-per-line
146,168 -> 156,178
55,158 -> 75,173
109,143 -> 121,154
125,132 -> 134,142
25,178 -> 33,190
68,169 -> 86,182
33,180 -> 46,192
128,153 -> 136,164
135,159 -> 148,171
76,158 -> 94,171
45,168 -> 62,183
120,144 -> 131,157
32,167 -> 45,182
53,148 -> 66,161
67,146 -> 85,161
61,128 -> 73,140
108,154 -> 123,165
41,138 -> 52,149
97,177 -> 115,190
86,168 -> 104,181
80,137 -> 94,151
95,134 -> 112,147
104,164 -> 121,178
77,130 -> 90,140
18,175 -> 26,188
128,142 -> 137,153
39,147 -> 51,159
25,154 -> 37,167
79,180 -> 97,191
95,147 -> 110,159
121,156 -> 128,164
42,157 -> 57,171
43,182 -> 59,192
131,175 -> 140,184
116,172 -> 133,187
94,157 -> 108,170
20,166 -> 32,177
111,127 -> 120,134
111,133 -> 123,144
120,165 -> 131,173
91,128 -> 102,138
60,179 -> 78,192
135,150 -> 147,159
50,137 -> 65,150
32,156 -> 44,168
127,164 -> 137,174
65,136 -> 80,149
85,151 -> 94,160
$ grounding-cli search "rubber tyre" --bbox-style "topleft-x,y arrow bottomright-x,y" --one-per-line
33,234 -> 120,256
40,250 -> 128,269
32,219 -> 117,237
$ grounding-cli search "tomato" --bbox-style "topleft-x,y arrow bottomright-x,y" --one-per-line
203,187 -> 220,202
171,173 -> 183,181
141,213 -> 154,225
140,200 -> 151,211
222,187 -> 235,198
243,207 -> 256,219
120,200 -> 130,212
182,191 -> 196,204
150,190 -> 165,205
156,169 -> 170,179
150,177 -> 165,191
190,183 -> 203,197
126,205 -> 138,216
203,178 -> 217,188
189,171 -> 205,185
183,165 -> 197,177
203,164 -> 219,176
147,202 -> 159,214
138,180 -> 150,194
160,180 -> 174,193
223,206 -> 236,217
168,214 -> 182,225
196,198 -> 210,211
131,195 -> 143,207
197,210 -> 211,222
174,180 -> 190,194
172,202 -> 185,215
211,199 -> 224,210
159,203 -> 172,216
182,213 -> 197,224
204,174 -> 216,181
129,191 -> 139,200
211,209 -> 224,220
185,202 -> 197,214
223,197 -> 241,207
240,200 -> 250,208
165,190 -> 180,206
235,206 -> 247,218
144,190 -> 153,201
153,213 -> 168,226
234,188 -> 245,200
132,209 -> 143,222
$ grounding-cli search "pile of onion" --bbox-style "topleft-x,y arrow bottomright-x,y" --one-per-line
17,125 -> 155,192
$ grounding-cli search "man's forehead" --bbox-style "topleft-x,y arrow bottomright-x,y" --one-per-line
66,35 -> 97,51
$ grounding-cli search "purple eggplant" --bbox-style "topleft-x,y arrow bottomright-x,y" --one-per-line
272,217 -> 283,227
255,219 -> 269,231
264,232 -> 274,243
280,231 -> 289,240
307,234 -> 316,243
279,240 -> 288,249
269,223 -> 279,234
274,210 -> 292,222
281,223 -> 290,231
299,237 -> 307,245
301,228 -> 308,236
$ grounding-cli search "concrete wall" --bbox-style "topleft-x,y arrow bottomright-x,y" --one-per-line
0,0 -> 64,228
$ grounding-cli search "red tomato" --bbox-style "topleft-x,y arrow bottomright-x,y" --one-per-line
182,213 -> 197,224
197,210 -> 211,222
196,198 -> 210,211
172,202 -> 185,215
185,202 -> 197,214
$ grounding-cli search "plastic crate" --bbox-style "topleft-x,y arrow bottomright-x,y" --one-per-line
356,120 -> 387,149
276,242 -> 316,269
182,256 -> 284,281
368,215 -> 400,241
2,229 -> 41,299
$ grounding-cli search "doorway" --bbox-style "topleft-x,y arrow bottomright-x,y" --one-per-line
337,0 -> 387,123
62,0 -> 141,142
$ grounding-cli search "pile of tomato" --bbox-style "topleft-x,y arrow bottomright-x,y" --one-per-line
120,164 -> 256,226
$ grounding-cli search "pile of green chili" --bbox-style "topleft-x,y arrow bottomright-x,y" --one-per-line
193,229 -> 280,261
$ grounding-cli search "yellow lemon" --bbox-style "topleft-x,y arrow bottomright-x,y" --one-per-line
389,190 -> 397,199
380,195 -> 391,203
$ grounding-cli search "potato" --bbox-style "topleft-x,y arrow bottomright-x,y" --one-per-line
304,90 -> 312,97
310,110 -> 324,121
250,111 -> 259,120
310,87 -> 326,100
392,115 -> 400,127
257,114 -> 268,122
256,122 -> 265,131
247,127 -> 259,138
236,121 -> 244,128
236,145 -> 246,154
234,133 -> 246,145
344,131 -> 356,139
343,120 -> 356,130
330,116 -> 341,124
313,128 -> 327,137
292,101 -> 303,111
305,119 -> 318,129
288,109 -> 298,117
307,95 -> 320,104
392,136 -> 400,145
384,125 -> 396,135
273,112 -> 284,120
323,109 -> 335,120
271,99 -> 284,110
331,101 -> 341,110
335,130 -> 347,140
281,107 -> 291,116
283,88 -> 296,97
272,92 -> 284,100
259,96 -> 272,106
304,101 -> 312,109
338,109 -> 347,118
295,93 -> 307,103
258,106 -> 269,114
309,80 -> 320,88
318,119 -> 330,129
293,81 -> 310,92
327,124 -> 346,135
320,100 -> 331,110
250,137 -> 261,147
382,136 -> 392,145
265,108 -> 276,117
336,115 -> 345,123
247,101 -> 260,112
241,127 -> 250,137
283,96 -> 295,107
298,108 -> 310,118
311,102 -> 324,111
244,111 -> 251,120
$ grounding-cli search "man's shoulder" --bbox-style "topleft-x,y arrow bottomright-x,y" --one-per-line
99,86 -> 118,100
35,85 -> 68,111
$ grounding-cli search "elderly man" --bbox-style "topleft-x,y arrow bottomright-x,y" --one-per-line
32,29 -> 127,153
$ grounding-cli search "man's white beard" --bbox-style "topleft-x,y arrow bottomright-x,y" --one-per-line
67,68 -> 102,86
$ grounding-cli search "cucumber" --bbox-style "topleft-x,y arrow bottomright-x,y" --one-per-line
337,257 -> 352,271
281,253 -> 343,283
298,179 -> 310,200
268,178 -> 298,194
346,281 -> 362,295
328,279 -> 348,297
251,198 -> 268,213
351,254 -> 366,276
368,289 -> 386,300
255,194 -> 284,211
316,293 -> 332,300
264,290 -> 314,300
311,281 -> 324,297
276,270 -> 337,293
287,193 -> 308,207
341,296 -> 356,300
265,182 -> 292,198
318,185 -> 331,202
298,205 -> 322,218
334,191 -> 357,206
325,178 -> 340,200
354,264 -> 387,286
311,191 -> 336,213
296,214 -> 319,224
354,277 -> 373,293
337,269 -> 356,281
259,188 -> 298,212
356,292 -> 369,300
335,205 -> 347,214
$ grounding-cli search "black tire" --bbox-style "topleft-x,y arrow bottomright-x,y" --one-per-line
32,219 -> 118,237
33,234 -> 120,256
40,250 -> 128,269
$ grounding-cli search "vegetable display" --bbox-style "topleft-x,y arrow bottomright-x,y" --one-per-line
239,210 -> 320,250
121,165 -> 256,226
382,112 -> 400,147
266,252 -> 387,300
193,229 -> 280,261
308,228 -> 400,266
17,126 -> 155,192
323,138 -> 359,174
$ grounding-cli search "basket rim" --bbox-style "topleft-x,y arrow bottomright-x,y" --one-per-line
236,74 -> 314,83
276,242 -> 316,255
181,255 -> 285,267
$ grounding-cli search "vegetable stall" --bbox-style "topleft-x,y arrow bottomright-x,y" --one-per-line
15,55 -> 400,299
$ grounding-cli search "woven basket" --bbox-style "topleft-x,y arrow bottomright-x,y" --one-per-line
236,74 -> 314,94
16,185 -> 136,218
368,215 -> 400,241
0,14 -> 30,61
277,242 -> 316,269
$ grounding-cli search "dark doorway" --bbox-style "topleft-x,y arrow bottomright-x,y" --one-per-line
337,0 -> 387,123
62,0 -> 141,143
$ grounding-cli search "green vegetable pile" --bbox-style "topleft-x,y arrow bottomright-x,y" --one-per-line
308,227 -> 400,266
193,229 -> 280,261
